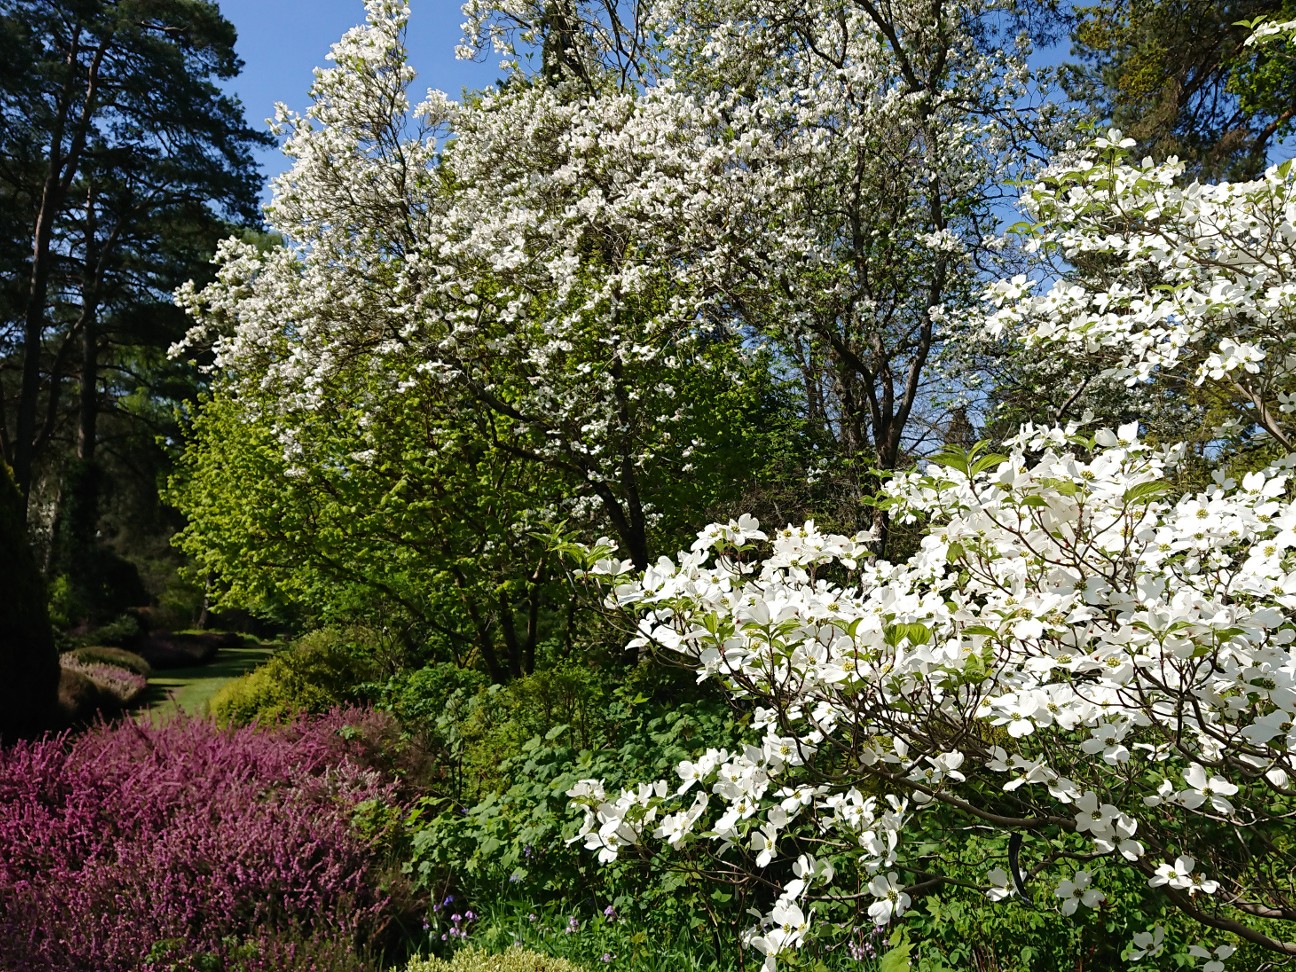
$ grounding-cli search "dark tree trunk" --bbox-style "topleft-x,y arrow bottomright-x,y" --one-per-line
0,461 -> 58,740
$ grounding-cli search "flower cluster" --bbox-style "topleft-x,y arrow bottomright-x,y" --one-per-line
984,134 -> 1296,449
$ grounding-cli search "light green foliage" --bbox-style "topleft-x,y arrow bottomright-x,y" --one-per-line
170,377 -> 575,682
168,392 -> 347,628
210,627 -> 379,726
400,947 -> 588,972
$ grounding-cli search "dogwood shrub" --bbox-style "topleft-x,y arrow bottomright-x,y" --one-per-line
570,135 -> 1296,968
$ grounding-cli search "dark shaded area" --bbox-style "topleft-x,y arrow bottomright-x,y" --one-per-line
0,461 -> 57,739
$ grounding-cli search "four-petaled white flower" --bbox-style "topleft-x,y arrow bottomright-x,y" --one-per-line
1178,765 -> 1239,814
1150,856 -> 1219,896
866,872 -> 911,925
1188,943 -> 1236,972
1054,871 -> 1105,915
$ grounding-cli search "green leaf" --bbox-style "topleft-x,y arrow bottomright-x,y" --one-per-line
879,937 -> 913,972
928,447 -> 970,475
884,622 -> 932,647
969,452 -> 1008,476
1123,480 -> 1168,504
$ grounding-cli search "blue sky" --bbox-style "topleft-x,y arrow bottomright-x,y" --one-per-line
218,0 -> 504,190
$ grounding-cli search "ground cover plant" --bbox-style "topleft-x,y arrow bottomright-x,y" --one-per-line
0,708 -> 414,972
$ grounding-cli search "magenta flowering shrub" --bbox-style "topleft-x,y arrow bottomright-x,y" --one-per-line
0,709 -> 405,971
59,656 -> 149,705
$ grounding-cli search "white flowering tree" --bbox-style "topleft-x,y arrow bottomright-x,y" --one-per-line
176,0 -> 1062,644
569,134 -> 1296,967
454,0 -> 1070,546
174,0 -> 792,628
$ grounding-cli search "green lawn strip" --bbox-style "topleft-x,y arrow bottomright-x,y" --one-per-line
140,641 -> 278,722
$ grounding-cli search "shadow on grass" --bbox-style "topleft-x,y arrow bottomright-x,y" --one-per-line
140,642 -> 279,722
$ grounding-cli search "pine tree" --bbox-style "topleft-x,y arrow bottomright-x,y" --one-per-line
0,0 -> 268,511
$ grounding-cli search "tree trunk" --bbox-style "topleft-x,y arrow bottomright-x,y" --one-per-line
0,461 -> 58,740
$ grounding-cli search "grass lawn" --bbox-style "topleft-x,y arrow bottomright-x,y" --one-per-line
140,641 -> 278,722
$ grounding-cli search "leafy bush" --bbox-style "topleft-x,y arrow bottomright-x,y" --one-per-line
456,663 -> 610,799
0,708 -> 408,972
375,663 -> 489,800
400,948 -> 587,972
67,644 -> 151,676
211,627 -> 380,725
72,611 -> 142,648
400,666 -> 747,968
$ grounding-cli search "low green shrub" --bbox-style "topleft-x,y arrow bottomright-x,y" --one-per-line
211,626 -> 380,726
376,659 -> 614,803
457,662 -> 610,798
66,645 -> 151,677
77,612 -> 141,648
401,947 -> 587,972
